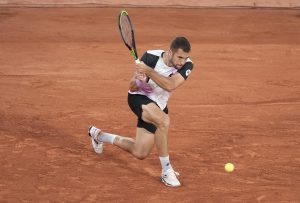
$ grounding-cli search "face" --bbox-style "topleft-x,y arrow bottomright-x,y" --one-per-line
169,48 -> 189,69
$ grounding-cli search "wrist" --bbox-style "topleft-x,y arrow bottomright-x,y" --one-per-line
145,68 -> 152,77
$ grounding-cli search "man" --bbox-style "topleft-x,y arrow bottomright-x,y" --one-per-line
88,36 -> 193,187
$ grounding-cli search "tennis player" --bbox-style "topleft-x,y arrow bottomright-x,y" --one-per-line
88,37 -> 193,187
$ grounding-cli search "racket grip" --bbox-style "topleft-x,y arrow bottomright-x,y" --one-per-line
135,59 -> 140,64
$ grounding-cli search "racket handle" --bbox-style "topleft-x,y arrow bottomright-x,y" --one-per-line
135,59 -> 140,64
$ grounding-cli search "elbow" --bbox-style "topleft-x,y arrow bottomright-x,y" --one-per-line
164,84 -> 176,92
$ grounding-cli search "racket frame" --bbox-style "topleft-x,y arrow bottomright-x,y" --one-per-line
118,10 -> 140,64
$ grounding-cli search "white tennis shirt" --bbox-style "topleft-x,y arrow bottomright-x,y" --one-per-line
128,50 -> 193,110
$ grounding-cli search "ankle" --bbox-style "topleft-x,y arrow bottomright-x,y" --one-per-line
99,132 -> 117,144
159,155 -> 172,172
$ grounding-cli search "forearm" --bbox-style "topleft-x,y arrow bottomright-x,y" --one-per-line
147,69 -> 174,91
129,76 -> 139,92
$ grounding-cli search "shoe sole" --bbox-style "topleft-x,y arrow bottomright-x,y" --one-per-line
160,177 -> 181,187
91,137 -> 103,154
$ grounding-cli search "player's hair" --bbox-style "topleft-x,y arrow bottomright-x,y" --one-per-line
170,37 -> 191,53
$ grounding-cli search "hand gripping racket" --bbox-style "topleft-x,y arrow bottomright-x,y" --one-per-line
118,10 -> 140,64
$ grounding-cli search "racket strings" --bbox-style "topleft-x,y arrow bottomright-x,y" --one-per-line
120,15 -> 133,47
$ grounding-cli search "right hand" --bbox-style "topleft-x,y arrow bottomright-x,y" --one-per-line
136,71 -> 147,82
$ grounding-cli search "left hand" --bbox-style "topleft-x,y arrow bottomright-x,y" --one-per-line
136,62 -> 151,77
136,71 -> 147,82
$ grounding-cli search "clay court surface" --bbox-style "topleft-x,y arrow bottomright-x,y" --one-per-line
0,6 -> 300,202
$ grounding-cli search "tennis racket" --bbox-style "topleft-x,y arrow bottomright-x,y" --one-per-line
118,10 -> 140,64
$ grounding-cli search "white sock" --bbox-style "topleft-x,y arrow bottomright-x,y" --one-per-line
98,132 -> 117,145
159,155 -> 172,172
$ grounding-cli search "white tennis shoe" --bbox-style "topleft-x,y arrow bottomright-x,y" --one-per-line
88,126 -> 103,154
161,168 -> 181,187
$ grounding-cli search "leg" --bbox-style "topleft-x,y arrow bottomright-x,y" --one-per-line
140,103 -> 170,157
140,103 -> 181,187
88,93 -> 180,187
90,126 -> 155,160
90,103 -> 167,159
113,127 -> 155,160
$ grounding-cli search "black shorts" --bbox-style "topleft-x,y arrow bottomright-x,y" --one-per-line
128,93 -> 168,133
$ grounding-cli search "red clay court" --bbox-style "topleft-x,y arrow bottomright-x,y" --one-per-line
0,1 -> 299,202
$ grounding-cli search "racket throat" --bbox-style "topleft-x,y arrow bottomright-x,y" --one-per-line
130,49 -> 139,61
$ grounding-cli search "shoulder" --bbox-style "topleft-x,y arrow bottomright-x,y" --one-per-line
186,57 -> 193,64
141,50 -> 164,68
177,59 -> 193,80
146,50 -> 164,57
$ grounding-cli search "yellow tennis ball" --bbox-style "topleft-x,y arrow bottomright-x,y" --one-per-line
225,163 -> 234,172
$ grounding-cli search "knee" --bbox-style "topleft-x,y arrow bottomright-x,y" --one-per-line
156,114 -> 170,129
132,150 -> 150,160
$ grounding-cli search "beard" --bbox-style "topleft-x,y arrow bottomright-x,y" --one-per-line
169,55 -> 183,69
170,60 -> 182,69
